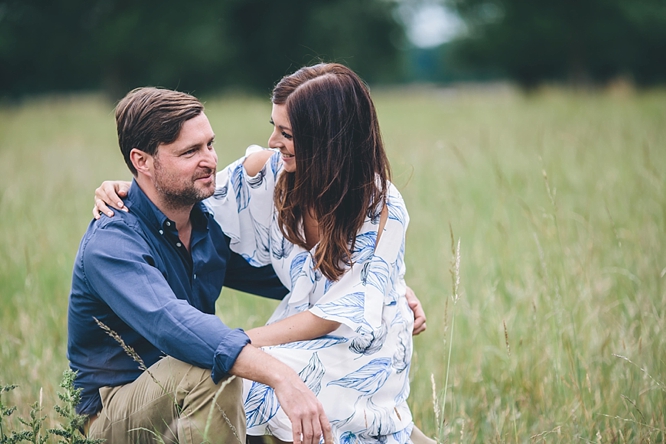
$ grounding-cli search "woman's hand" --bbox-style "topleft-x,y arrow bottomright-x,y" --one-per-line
93,180 -> 132,219
405,286 -> 427,335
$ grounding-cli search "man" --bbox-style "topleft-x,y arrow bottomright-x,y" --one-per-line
68,87 -> 333,444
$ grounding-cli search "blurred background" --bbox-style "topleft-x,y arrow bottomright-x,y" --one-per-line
1,1 -> 665,442
1,0 -> 665,98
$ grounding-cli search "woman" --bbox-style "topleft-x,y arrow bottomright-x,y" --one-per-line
95,63 -> 434,444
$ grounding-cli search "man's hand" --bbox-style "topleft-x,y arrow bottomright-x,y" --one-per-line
272,372 -> 333,444
93,180 -> 131,219
405,286 -> 427,335
231,345 -> 333,444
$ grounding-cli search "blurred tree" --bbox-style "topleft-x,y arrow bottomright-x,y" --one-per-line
0,0 -> 405,98
445,0 -> 666,88
224,0 -> 406,94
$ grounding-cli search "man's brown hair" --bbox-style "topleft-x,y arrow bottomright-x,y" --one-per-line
115,87 -> 204,175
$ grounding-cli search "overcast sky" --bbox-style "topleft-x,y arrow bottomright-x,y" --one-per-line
400,2 -> 464,48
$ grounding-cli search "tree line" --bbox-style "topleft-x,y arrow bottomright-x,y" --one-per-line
0,0 -> 405,98
0,0 -> 664,98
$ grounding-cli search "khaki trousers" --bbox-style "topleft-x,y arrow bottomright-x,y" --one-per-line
88,356 -> 245,444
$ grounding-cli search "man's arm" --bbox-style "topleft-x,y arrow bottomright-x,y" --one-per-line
83,219 -> 250,377
224,246 -> 288,300
84,219 -> 330,444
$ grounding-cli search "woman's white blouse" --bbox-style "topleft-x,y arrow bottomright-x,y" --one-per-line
208,149 -> 415,443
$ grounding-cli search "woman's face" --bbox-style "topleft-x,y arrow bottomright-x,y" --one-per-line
268,104 -> 296,173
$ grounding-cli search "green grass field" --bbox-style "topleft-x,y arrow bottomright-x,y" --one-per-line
1,86 -> 664,442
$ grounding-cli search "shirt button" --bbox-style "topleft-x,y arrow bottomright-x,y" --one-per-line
166,221 -> 171,227
193,274 -> 197,280
158,230 -> 163,235
176,242 -> 182,247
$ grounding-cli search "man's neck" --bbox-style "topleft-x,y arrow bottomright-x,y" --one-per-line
135,177 -> 194,248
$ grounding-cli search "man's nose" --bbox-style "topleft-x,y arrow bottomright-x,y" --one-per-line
202,146 -> 218,168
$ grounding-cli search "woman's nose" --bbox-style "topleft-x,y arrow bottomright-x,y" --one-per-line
268,128 -> 281,148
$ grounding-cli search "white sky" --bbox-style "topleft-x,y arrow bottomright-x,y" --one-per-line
401,2 -> 464,48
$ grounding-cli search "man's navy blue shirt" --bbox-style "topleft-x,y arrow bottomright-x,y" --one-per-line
68,180 -> 287,415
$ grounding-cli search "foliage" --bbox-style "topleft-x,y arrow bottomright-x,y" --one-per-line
0,374 -> 102,444
446,0 -> 666,87
0,0 -> 406,98
48,371 -> 103,444
1,384 -> 29,444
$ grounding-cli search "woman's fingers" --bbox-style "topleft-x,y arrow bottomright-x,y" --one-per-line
93,181 -> 131,218
405,286 -> 427,335
92,198 -> 113,219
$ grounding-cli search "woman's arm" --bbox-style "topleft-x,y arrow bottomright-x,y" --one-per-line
246,311 -> 341,348
242,149 -> 275,176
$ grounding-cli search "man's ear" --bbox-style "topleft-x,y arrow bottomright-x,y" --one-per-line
130,148 -> 153,177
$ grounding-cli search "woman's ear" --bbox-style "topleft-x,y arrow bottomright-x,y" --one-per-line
130,148 -> 153,177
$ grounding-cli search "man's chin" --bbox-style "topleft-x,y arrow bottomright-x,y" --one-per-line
197,181 -> 216,200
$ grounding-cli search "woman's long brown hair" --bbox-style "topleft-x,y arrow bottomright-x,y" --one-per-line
272,63 -> 391,281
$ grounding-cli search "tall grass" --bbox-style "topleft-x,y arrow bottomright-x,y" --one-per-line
0,86 -> 664,441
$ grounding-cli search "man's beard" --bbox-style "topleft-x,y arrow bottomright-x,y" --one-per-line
153,160 -> 216,211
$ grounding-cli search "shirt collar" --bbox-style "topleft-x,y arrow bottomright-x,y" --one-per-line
125,179 -> 211,233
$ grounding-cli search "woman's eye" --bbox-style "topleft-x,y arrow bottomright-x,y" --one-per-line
281,131 -> 293,140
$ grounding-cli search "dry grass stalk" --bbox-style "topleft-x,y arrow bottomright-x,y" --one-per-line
203,375 -> 242,443
503,320 -> 511,358
93,317 -> 165,393
430,373 -> 441,444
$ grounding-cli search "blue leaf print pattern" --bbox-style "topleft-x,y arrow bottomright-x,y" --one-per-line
276,335 -> 349,351
340,431 -> 359,444
349,322 -> 388,356
244,381 -> 279,428
324,278 -> 333,294
290,251 -> 310,288
361,398 -> 395,439
391,423 -> 413,444
361,257 -> 390,294
391,329 -> 410,374
327,358 -> 392,395
386,198 -> 407,225
270,151 -> 281,180
212,184 -> 227,200
316,292 -> 366,325
394,364 -> 411,405
299,353 -> 325,395
247,165 -> 266,188
253,221 -> 271,263
230,163 -> 251,212
242,252 -> 264,267
351,231 -> 377,263
271,226 -> 293,259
